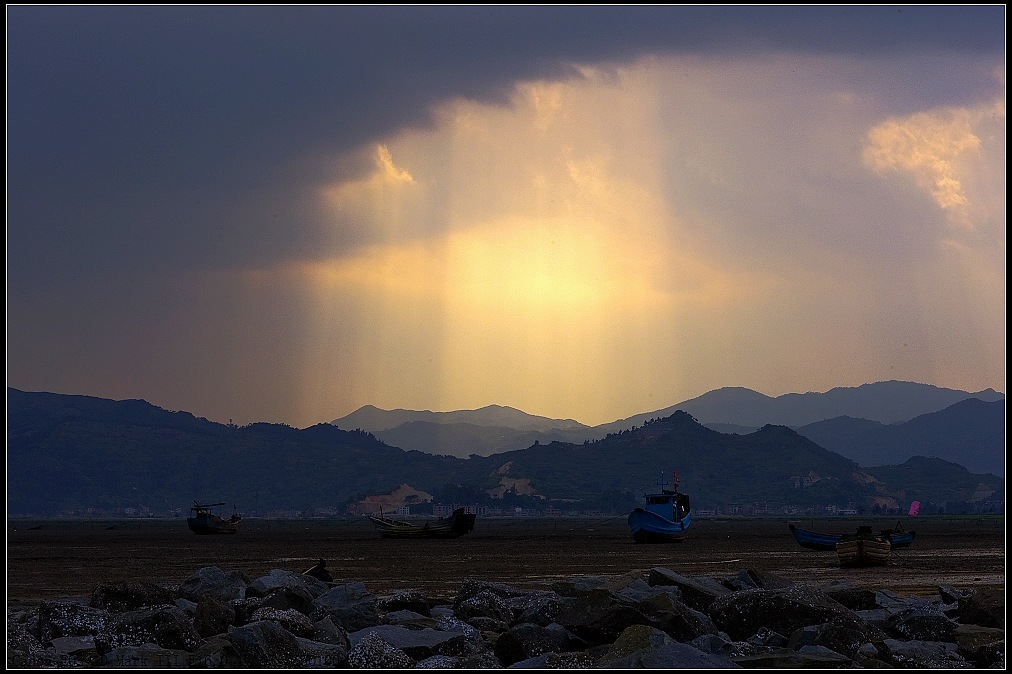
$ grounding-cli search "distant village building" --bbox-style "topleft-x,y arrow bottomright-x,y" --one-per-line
792,472 -> 822,488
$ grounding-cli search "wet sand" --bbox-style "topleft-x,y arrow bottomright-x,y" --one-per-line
6,515 -> 1004,607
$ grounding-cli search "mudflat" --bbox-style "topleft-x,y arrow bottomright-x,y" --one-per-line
6,515 -> 1003,607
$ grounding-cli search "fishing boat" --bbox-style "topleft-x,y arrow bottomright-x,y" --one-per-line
369,507 -> 476,539
835,526 -> 892,568
628,471 -> 691,543
788,522 -> 915,552
187,502 -> 242,535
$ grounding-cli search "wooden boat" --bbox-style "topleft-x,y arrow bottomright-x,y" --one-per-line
369,507 -> 476,539
789,522 -> 915,552
187,502 -> 241,535
836,525 -> 892,568
628,471 -> 691,543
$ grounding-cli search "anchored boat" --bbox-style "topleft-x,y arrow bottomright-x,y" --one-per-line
835,525 -> 893,568
628,471 -> 691,543
187,502 -> 241,535
369,507 -> 476,539
788,522 -> 915,552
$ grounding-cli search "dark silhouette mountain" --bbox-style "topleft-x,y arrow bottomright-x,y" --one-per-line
331,382 -> 1004,463
465,414 -> 872,509
7,388 -> 1003,517
598,380 -> 1005,432
333,404 -> 602,458
333,404 -> 590,433
373,420 -> 594,458
795,398 -> 1005,476
861,456 -> 1002,506
7,388 -> 474,517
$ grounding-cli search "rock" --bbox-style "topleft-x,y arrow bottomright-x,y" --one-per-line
648,567 -> 733,612
377,588 -> 431,616
194,594 -> 236,638
309,615 -> 351,648
176,566 -> 249,603
346,631 -> 415,669
247,569 -> 330,599
37,600 -> 108,642
313,581 -> 380,632
90,581 -> 175,612
227,620 -> 305,668
492,622 -> 569,666
102,604 -> 201,651
249,606 -> 316,637
820,579 -> 878,611
879,638 -> 972,668
707,584 -> 872,642
295,636 -> 349,668
596,624 -> 738,668
258,585 -> 317,615
453,589 -> 513,630
4,563 -> 1004,670
95,643 -> 193,668
958,587 -> 1004,628
885,605 -> 958,642
349,623 -> 476,661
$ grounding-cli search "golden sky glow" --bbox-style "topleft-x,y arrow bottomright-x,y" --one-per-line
7,8 -> 1005,430
234,55 -> 1008,427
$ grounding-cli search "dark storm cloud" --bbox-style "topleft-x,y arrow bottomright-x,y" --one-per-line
8,5 -> 1004,285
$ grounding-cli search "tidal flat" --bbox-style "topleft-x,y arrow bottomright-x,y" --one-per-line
6,515 -> 1004,607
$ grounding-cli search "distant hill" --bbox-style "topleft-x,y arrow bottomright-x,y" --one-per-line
330,382 -> 1004,462
598,380 -> 1005,432
373,420 -> 594,458
6,387 -> 1003,517
7,388 -> 474,517
795,398 -> 1005,476
332,404 -> 600,458
333,404 -> 590,433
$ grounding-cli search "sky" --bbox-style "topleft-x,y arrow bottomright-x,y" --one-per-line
6,6 -> 1006,429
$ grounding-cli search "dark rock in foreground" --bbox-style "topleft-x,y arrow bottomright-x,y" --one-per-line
6,565 -> 1005,668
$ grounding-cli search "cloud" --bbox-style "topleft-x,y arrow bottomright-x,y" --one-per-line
7,7 -> 1006,427
863,99 -> 1006,228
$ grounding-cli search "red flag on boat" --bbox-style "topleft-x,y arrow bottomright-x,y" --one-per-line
908,500 -> 921,517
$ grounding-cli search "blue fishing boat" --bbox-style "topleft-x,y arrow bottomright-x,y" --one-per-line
628,471 -> 691,543
789,522 -> 915,552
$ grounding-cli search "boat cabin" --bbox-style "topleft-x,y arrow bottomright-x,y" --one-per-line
644,489 -> 691,522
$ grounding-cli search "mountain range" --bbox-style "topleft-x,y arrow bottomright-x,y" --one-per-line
332,381 -> 1005,474
6,382 -> 1004,517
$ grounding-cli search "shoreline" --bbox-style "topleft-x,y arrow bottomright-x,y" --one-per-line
8,515 -> 1004,608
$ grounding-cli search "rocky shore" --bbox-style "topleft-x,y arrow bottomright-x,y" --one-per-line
7,562 -> 1005,669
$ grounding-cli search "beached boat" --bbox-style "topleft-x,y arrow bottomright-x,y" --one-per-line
369,507 -> 476,539
835,526 -> 893,568
789,522 -> 915,552
187,502 -> 241,535
628,471 -> 691,543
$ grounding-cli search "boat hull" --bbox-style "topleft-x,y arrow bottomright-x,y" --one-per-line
886,531 -> 916,548
369,509 -> 476,539
789,524 -> 843,551
187,517 -> 240,535
789,524 -> 915,551
628,508 -> 690,543
837,536 -> 892,568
